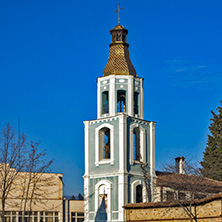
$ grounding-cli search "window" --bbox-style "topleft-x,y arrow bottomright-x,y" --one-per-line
24,212 -> 32,222
131,180 -> 145,203
136,185 -> 142,203
4,211 -> 15,222
133,127 -> 140,161
117,90 -> 126,113
95,123 -> 114,166
194,193 -> 206,200
178,192 -> 186,200
95,180 -> 112,221
10,211 -> 59,222
45,212 -> 54,222
99,127 -> 110,160
166,191 -> 174,201
130,124 -> 146,165
71,212 -> 84,222
102,91 -> 109,114
98,184 -> 108,210
134,92 -> 139,115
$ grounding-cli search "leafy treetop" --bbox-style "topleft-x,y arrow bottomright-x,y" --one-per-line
201,101 -> 222,181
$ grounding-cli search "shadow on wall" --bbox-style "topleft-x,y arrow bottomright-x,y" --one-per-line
95,196 -> 107,222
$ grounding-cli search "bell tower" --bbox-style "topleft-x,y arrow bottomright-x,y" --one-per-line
97,24 -> 143,120
84,24 -> 156,222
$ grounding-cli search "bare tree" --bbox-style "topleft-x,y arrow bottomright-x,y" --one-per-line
139,159 -> 153,202
0,124 -> 55,222
19,142 -> 54,222
0,124 -> 27,222
139,154 -> 160,203
156,157 -> 222,222
139,156 -> 222,222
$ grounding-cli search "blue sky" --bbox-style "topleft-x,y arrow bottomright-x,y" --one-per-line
0,0 -> 222,195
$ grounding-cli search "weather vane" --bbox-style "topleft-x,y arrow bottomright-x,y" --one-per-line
114,4 -> 124,25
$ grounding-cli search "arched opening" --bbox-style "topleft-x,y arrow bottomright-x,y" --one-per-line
133,128 -> 140,161
136,184 -> 142,203
98,184 -> 108,210
117,90 -> 126,113
134,92 -> 139,115
102,91 -> 109,114
99,128 -> 111,160
95,180 -> 112,222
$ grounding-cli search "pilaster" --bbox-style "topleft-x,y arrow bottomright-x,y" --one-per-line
110,76 -> 116,116
84,121 -> 90,222
128,76 -> 134,117
149,121 -> 156,176
140,78 -> 144,119
118,115 -> 127,221
84,121 -> 90,176
97,80 -> 101,118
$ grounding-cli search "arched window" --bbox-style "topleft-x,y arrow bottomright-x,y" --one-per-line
102,91 -> 109,114
134,92 -> 139,115
95,124 -> 114,166
136,185 -> 142,203
117,90 -> 126,113
133,127 -> 140,161
99,128 -> 110,160
95,180 -> 112,221
98,184 -> 108,210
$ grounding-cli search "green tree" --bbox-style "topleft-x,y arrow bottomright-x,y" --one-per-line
78,193 -> 83,200
70,195 -> 76,200
201,101 -> 222,181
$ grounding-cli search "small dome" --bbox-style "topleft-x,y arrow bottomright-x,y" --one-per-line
113,24 -> 125,30
103,25 -> 137,77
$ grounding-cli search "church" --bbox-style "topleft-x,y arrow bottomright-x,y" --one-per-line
1,10 -> 222,222
83,21 -> 156,222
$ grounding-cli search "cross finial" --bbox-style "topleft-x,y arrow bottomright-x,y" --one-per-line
114,4 -> 124,25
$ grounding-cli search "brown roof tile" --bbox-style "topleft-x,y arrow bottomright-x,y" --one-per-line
157,173 -> 222,193
123,193 -> 222,209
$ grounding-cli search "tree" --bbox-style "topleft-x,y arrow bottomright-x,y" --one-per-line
140,156 -> 222,222
0,124 -> 27,222
70,195 -> 76,200
78,193 -> 84,200
158,158 -> 222,222
139,159 -> 154,202
201,101 -> 222,181
19,142 -> 54,222
0,124 -> 54,222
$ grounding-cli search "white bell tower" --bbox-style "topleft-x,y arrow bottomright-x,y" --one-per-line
84,24 -> 156,222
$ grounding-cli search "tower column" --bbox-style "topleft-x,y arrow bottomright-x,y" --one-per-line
128,76 -> 134,116
97,80 -> 101,118
118,115 -> 127,221
110,76 -> 116,116
84,121 -> 90,222
140,78 -> 144,119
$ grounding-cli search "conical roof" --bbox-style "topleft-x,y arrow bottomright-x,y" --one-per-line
103,24 -> 137,77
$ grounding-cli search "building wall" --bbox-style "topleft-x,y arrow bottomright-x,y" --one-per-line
63,200 -> 84,222
0,169 -> 64,221
84,113 -> 155,221
125,199 -> 222,222
0,166 -> 86,222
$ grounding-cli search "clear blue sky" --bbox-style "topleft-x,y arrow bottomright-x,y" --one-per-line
0,0 -> 222,196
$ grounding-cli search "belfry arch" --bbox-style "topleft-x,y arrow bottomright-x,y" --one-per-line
130,123 -> 146,164
95,123 -> 114,166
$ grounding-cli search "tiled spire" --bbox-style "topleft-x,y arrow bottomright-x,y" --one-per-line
103,24 -> 137,77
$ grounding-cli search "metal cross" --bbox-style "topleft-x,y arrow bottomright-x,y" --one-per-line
114,4 -> 124,25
